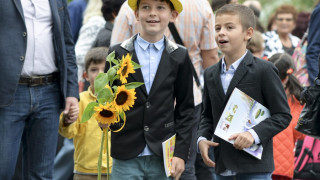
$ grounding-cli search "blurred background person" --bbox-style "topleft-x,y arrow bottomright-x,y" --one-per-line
291,12 -> 311,86
263,4 -> 300,58
91,0 -> 126,48
267,12 -> 277,32
247,31 -> 265,59
75,0 -> 103,88
306,0 -> 320,85
269,53 -> 305,180
68,0 -> 88,43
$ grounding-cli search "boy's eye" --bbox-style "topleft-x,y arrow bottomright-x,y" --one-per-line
157,6 -> 165,10
141,5 -> 150,10
227,26 -> 234,30
90,68 -> 98,72
215,27 -> 221,31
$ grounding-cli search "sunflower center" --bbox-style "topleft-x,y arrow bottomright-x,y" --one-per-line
100,109 -> 113,118
116,92 -> 128,105
121,64 -> 128,76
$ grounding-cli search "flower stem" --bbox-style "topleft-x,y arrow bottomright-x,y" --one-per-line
98,128 -> 105,180
106,128 -> 110,180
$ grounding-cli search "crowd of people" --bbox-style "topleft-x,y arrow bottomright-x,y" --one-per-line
1,0 -> 320,180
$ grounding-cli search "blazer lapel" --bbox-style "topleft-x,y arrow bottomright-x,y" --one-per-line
148,49 -> 172,97
120,35 -> 148,96
225,52 -> 252,98
13,0 -> 25,22
212,61 -> 226,100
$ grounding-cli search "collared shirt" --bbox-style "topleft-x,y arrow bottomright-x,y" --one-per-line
134,34 -> 165,156
111,0 -> 217,106
21,0 -> 57,76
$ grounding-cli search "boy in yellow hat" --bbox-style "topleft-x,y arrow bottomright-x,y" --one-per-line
106,0 -> 195,180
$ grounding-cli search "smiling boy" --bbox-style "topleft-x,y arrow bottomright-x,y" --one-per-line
106,0 -> 195,180
197,4 -> 291,179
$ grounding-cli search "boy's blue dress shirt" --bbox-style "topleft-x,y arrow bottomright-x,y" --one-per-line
134,34 -> 165,156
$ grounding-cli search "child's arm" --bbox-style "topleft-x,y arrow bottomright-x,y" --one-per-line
171,49 -> 195,177
249,62 -> 292,145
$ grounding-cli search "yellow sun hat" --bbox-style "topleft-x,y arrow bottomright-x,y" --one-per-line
128,0 -> 183,14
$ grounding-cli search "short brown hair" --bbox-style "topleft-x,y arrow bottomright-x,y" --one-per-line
85,47 -> 109,72
216,4 -> 256,31
274,4 -> 298,22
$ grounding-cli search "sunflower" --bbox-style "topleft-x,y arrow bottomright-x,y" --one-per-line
93,103 -> 119,125
113,85 -> 136,112
117,54 -> 135,84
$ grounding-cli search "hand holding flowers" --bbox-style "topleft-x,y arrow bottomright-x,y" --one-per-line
81,51 -> 143,180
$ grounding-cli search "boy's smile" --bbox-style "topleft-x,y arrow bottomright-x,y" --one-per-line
135,0 -> 178,43
215,14 -> 252,63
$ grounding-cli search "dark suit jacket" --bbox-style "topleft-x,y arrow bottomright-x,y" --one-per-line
0,0 -> 79,107
106,35 -> 195,162
198,51 -> 292,173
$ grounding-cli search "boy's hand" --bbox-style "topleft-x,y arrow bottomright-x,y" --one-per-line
64,97 -> 79,122
170,157 -> 185,180
228,132 -> 254,150
199,140 -> 219,167
63,105 -> 79,126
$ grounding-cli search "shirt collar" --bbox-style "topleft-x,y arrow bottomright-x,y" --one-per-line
221,50 -> 248,73
136,33 -> 164,51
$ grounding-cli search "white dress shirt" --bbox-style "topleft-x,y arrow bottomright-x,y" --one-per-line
21,0 -> 57,76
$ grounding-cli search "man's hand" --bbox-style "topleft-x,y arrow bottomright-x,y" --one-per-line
63,97 -> 79,124
199,140 -> 219,167
228,131 -> 254,150
170,157 -> 185,180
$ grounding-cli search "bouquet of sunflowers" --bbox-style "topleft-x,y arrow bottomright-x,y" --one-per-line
81,51 -> 143,180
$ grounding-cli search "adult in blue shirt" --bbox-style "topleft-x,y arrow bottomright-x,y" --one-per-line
306,1 -> 320,85
68,0 -> 88,42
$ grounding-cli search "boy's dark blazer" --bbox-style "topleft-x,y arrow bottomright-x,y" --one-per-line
197,51 -> 292,173
106,34 -> 195,162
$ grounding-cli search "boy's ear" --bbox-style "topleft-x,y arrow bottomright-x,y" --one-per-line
245,27 -> 254,41
134,9 -> 139,21
169,10 -> 179,23
83,71 -> 89,81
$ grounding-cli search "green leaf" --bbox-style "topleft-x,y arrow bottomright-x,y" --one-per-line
107,67 -> 117,82
112,86 -> 118,93
119,110 -> 125,120
111,58 -> 119,65
94,73 -> 109,95
106,51 -> 115,63
125,82 -> 144,89
112,75 -> 120,82
81,102 -> 98,123
97,87 -> 114,103
131,61 -> 142,69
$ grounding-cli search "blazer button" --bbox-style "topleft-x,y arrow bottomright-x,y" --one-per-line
145,102 -> 151,109
22,32 -> 27,37
144,126 -> 149,132
20,56 -> 25,61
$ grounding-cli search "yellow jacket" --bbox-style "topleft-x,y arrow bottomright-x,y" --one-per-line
59,87 -> 112,174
